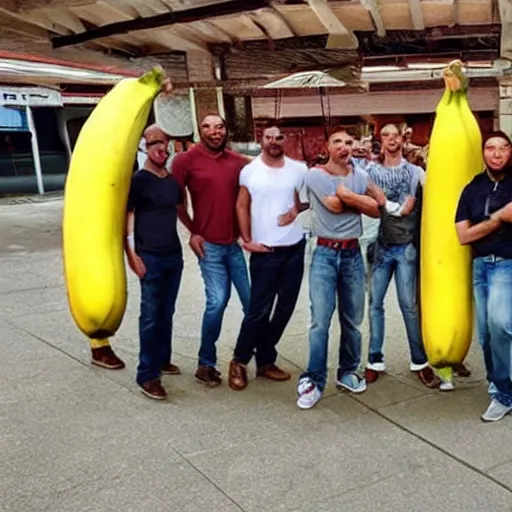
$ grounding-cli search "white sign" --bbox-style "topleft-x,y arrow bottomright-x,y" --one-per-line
0,87 -> 63,107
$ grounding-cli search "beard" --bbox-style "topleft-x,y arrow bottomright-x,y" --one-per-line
201,135 -> 227,152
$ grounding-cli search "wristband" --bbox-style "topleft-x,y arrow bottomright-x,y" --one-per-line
126,234 -> 135,250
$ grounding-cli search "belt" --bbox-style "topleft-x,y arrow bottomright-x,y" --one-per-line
317,237 -> 359,250
261,238 -> 306,253
481,254 -> 509,263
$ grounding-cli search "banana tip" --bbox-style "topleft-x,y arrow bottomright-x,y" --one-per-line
138,66 -> 166,87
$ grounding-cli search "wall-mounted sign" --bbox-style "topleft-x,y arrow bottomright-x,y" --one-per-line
0,87 -> 63,107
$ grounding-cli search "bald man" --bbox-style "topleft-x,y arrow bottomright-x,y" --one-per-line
125,123 -> 184,400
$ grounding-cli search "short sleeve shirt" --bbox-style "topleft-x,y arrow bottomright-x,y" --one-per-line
455,171 -> 512,258
306,162 -> 369,239
240,155 -> 307,246
366,159 -> 423,245
171,144 -> 248,244
127,170 -> 183,254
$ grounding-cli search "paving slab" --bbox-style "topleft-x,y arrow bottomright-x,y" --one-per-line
1,197 -> 512,511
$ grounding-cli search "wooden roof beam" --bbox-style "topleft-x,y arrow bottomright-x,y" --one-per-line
306,0 -> 358,49
360,0 -> 385,37
17,0 -> 97,10
498,0 -> 512,60
408,0 -> 424,30
51,0 -> 271,48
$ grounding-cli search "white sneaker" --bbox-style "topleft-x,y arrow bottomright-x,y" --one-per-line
366,361 -> 386,373
410,362 -> 429,372
296,377 -> 322,410
481,399 -> 512,422
439,380 -> 455,392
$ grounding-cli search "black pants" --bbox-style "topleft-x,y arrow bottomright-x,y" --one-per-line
233,238 -> 306,368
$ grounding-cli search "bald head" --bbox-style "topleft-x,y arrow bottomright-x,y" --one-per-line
144,124 -> 171,146
143,124 -> 171,169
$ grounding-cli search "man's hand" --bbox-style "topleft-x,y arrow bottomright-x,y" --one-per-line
497,201 -> 512,223
323,196 -> 344,213
241,240 -> 272,253
128,253 -> 146,279
160,77 -> 173,95
278,205 -> 299,226
336,184 -> 353,201
400,196 -> 416,216
189,234 -> 205,258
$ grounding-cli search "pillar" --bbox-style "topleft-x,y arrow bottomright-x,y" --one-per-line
26,106 -> 44,195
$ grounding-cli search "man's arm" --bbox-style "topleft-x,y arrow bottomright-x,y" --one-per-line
455,215 -> 502,245
366,180 -> 387,208
307,168 -> 347,214
177,191 -> 194,233
400,165 -> 423,216
124,211 -> 146,278
454,188 -> 505,245
236,185 -> 270,253
171,154 -> 195,233
236,186 -> 251,243
336,184 -> 380,218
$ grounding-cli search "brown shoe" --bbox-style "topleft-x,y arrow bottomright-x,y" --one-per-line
417,366 -> 441,389
91,346 -> 125,370
139,379 -> 167,400
256,364 -> 291,381
364,368 -> 381,384
228,360 -> 248,391
195,365 -> 222,387
453,363 -> 471,377
162,363 -> 181,375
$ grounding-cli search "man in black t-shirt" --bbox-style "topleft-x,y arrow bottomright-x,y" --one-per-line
455,130 -> 512,422
125,124 -> 184,401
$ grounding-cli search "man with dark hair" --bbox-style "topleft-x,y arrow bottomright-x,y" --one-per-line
171,114 -> 251,387
364,123 -> 439,388
228,126 -> 308,390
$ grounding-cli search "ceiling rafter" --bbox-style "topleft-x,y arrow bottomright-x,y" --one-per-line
306,0 -> 358,49
408,0 -> 425,30
361,0 -> 386,37
51,0 -> 271,48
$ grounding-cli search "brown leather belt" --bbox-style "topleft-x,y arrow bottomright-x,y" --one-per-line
317,237 -> 359,250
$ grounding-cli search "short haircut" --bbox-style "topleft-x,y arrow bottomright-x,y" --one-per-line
482,130 -> 512,148
327,128 -> 356,142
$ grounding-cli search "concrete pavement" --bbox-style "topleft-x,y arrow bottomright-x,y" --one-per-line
0,196 -> 511,512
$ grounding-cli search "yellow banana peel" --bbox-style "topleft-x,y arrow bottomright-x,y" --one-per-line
62,67 -> 165,348
420,60 -> 483,369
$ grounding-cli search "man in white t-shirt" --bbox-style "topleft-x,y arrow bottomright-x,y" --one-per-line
228,126 -> 308,390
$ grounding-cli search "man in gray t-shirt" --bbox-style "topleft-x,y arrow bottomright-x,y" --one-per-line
296,129 -> 384,410
307,165 -> 368,240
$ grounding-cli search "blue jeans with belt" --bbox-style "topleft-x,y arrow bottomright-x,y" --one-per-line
300,243 -> 365,391
137,250 -> 183,386
473,256 -> 512,407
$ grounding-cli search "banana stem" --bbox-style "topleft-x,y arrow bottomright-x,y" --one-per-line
436,366 -> 454,383
89,337 -> 111,349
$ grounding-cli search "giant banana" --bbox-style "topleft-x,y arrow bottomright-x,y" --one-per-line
62,67 -> 165,349
420,61 -> 483,380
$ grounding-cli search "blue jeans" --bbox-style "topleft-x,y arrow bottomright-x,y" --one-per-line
368,242 -> 427,366
137,251 -> 183,386
300,245 -> 365,391
473,256 -> 512,407
198,242 -> 250,367
234,239 -> 305,368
